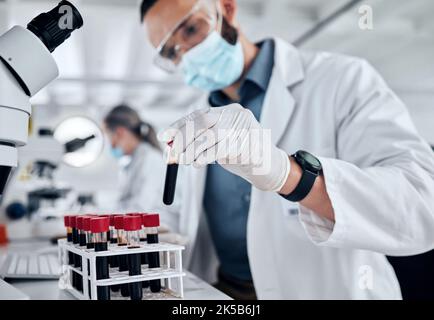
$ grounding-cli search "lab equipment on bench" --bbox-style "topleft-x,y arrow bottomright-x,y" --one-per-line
2,128 -> 80,226
0,0 -> 83,196
59,214 -> 185,300
0,249 -> 60,279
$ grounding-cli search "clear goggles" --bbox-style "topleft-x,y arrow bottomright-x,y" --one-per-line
153,0 -> 223,73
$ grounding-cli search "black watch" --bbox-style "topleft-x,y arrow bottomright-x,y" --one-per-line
282,151 -> 322,202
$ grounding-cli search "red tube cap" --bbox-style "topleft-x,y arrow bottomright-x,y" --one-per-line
82,216 -> 92,232
126,213 -> 144,216
63,215 -> 70,227
109,215 -> 118,226
70,215 -> 77,228
114,215 -> 125,230
76,216 -> 86,230
90,217 -> 110,233
124,216 -> 142,231
142,214 -> 160,228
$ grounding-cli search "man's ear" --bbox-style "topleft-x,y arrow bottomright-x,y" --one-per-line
219,0 -> 237,24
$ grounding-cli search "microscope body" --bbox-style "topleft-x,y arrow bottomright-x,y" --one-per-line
0,1 -> 83,196
0,26 -> 60,195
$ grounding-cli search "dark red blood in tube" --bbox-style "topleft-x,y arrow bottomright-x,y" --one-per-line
163,164 -> 178,205
90,217 -> 110,300
163,141 -> 178,206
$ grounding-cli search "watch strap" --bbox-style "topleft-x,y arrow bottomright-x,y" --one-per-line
283,169 -> 318,202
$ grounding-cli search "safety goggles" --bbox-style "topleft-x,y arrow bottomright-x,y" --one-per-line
153,0 -> 223,73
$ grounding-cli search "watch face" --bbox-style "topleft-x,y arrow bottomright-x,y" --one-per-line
297,151 -> 322,171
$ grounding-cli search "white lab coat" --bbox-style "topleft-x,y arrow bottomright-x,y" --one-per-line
177,38 -> 434,299
117,143 -> 180,231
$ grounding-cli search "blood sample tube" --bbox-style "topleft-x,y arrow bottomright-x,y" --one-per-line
126,214 -> 147,261
82,217 -> 93,249
109,215 -> 117,244
163,141 -> 179,206
114,215 -> 129,296
138,214 -> 150,288
108,215 -> 119,269
63,215 -> 74,266
77,216 -> 87,247
82,216 -> 94,299
70,215 -> 83,292
124,215 -> 143,300
163,164 -> 179,206
143,213 -> 161,293
90,217 -> 110,300
98,215 -> 111,242
64,215 -> 73,242
126,213 -> 149,288
77,216 -> 88,293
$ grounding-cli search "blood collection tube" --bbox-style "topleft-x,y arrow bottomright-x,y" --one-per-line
163,141 -> 179,206
99,215 -> 111,242
114,215 -> 129,296
109,215 -> 118,244
70,215 -> 82,292
126,213 -> 147,248
108,215 -> 119,269
127,213 -> 149,288
63,215 -> 74,266
70,215 -> 79,245
82,217 -> 93,249
124,215 -> 143,300
83,216 -> 94,299
78,216 -> 88,293
143,213 -> 161,293
76,216 -> 87,247
90,217 -> 110,300
137,214 -> 150,289
64,215 -> 73,242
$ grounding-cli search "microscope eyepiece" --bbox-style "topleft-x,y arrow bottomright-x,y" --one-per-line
27,0 -> 83,53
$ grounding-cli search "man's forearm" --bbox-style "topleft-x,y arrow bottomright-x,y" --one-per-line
279,156 -> 335,221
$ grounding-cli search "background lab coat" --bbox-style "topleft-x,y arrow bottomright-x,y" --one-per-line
117,143 -> 180,231
177,38 -> 434,299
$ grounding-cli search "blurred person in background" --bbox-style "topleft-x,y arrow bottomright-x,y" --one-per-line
104,105 -> 180,232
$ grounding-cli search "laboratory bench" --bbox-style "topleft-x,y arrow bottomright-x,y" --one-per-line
0,239 -> 231,300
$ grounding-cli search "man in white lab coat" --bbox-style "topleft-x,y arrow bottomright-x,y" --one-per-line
140,0 -> 434,299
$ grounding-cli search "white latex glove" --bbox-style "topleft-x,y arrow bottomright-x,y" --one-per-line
159,103 -> 291,192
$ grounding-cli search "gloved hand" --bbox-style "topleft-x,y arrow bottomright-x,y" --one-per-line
159,103 -> 291,192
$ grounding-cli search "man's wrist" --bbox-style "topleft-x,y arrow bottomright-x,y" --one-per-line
279,156 -> 303,196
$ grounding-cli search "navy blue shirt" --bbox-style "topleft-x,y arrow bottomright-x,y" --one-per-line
203,39 -> 275,281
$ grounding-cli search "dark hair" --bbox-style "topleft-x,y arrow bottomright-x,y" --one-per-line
104,105 -> 161,152
140,0 -> 158,22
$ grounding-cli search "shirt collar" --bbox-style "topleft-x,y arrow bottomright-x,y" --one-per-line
242,39 -> 275,92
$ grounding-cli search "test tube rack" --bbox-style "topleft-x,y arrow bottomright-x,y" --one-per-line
58,239 -> 185,300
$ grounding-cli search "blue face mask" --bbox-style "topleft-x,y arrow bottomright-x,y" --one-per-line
180,31 -> 244,92
110,146 -> 124,160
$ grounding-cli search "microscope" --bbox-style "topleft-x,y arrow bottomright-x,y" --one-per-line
0,1 -> 83,198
